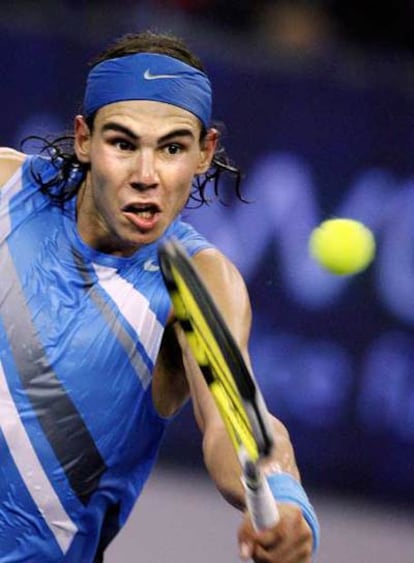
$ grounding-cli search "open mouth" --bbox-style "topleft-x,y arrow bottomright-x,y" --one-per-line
122,203 -> 160,219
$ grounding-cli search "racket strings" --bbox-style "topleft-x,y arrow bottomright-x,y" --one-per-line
172,273 -> 248,411
159,241 -> 272,466
169,272 -> 259,460
210,380 -> 259,462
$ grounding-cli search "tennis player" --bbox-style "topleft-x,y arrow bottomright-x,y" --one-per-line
0,31 -> 319,562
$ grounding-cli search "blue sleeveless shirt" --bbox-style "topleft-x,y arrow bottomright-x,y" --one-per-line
0,154 -> 213,561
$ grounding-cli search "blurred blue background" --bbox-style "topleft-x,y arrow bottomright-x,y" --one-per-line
2,1 -> 414,560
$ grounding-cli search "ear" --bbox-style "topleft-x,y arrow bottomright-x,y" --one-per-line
196,128 -> 219,174
74,115 -> 92,164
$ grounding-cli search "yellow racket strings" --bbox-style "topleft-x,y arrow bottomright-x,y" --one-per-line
169,265 -> 259,462
210,380 -> 259,462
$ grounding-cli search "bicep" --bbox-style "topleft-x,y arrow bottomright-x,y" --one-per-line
182,248 -> 254,430
184,249 -> 301,486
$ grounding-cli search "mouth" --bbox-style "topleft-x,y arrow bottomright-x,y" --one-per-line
121,202 -> 161,232
122,203 -> 160,219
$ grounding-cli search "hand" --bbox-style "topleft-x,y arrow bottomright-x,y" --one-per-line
238,503 -> 313,562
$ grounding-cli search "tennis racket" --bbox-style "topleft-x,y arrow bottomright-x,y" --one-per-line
158,238 -> 279,530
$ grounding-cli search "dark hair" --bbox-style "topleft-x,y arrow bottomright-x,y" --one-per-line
28,31 -> 244,208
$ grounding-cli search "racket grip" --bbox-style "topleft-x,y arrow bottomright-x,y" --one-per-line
243,463 -> 280,530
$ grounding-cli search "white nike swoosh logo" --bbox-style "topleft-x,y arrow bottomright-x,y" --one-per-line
143,69 -> 181,80
143,259 -> 160,272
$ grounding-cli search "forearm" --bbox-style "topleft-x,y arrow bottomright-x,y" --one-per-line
203,414 -> 300,510
204,417 -> 320,558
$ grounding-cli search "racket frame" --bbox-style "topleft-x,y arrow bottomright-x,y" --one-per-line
158,239 -> 280,529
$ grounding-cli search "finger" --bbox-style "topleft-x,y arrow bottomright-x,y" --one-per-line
239,541 -> 253,561
252,529 -> 313,563
254,523 -> 284,550
252,542 -> 312,563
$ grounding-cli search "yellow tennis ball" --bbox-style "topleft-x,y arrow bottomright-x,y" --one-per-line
309,218 -> 375,275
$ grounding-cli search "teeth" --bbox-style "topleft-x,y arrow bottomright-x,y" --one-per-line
136,210 -> 154,219
124,205 -> 156,218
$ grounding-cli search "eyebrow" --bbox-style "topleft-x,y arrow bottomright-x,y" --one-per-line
101,122 -> 139,140
101,122 -> 196,144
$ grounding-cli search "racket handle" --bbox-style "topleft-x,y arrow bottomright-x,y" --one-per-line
243,462 -> 280,530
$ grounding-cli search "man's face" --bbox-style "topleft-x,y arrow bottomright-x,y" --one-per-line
74,100 -> 216,256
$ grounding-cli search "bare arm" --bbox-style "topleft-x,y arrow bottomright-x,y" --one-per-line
153,246 -> 316,562
176,247 -> 300,507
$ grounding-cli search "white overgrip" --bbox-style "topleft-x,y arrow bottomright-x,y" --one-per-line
243,460 -> 280,530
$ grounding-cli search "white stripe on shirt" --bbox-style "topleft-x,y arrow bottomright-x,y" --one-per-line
0,361 -> 78,554
0,166 -> 23,241
93,262 -> 164,364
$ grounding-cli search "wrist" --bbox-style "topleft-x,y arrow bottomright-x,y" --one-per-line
266,472 -> 320,555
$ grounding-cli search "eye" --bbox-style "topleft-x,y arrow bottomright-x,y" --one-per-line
164,143 -> 183,155
111,138 -> 135,151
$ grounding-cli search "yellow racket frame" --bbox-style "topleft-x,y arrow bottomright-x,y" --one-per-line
166,257 -> 260,463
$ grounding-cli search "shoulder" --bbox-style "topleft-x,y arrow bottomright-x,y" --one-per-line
193,247 -> 246,285
193,247 -> 244,284
0,148 -> 27,188
168,219 -> 214,256
192,248 -> 252,342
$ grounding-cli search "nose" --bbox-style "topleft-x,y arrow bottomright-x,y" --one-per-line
130,149 -> 158,189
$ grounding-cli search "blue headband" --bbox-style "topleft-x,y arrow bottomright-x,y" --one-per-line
84,52 -> 212,128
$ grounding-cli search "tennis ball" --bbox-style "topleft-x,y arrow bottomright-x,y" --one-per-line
309,218 -> 375,275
